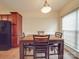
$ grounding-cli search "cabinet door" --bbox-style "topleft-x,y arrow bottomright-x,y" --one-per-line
0,21 -> 11,50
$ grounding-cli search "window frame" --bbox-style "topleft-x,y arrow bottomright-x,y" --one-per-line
62,8 -> 79,52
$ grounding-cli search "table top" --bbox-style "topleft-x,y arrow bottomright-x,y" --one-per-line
22,34 -> 64,41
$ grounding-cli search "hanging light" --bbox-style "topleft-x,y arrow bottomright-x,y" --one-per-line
41,0 -> 52,13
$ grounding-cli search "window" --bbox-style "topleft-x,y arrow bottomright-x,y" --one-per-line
62,8 -> 79,52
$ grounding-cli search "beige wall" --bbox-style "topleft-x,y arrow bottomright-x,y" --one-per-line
0,2 -> 12,14
60,0 -> 79,16
0,2 -> 19,14
22,12 -> 59,35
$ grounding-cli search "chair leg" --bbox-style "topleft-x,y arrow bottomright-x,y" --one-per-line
24,48 -> 27,55
48,46 -> 49,59
33,47 -> 35,59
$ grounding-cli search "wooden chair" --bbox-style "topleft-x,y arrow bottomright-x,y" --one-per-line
33,35 -> 50,59
23,41 -> 34,57
55,32 -> 62,38
37,31 -> 45,35
49,32 -> 63,55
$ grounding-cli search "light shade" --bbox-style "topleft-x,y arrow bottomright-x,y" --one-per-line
41,6 -> 52,13
41,0 -> 52,14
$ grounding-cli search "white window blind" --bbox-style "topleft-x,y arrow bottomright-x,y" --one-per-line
62,11 -> 76,48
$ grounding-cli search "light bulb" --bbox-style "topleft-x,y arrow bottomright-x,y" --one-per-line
41,6 -> 52,13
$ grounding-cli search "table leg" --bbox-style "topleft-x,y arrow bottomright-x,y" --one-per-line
20,41 -> 24,59
58,41 -> 64,59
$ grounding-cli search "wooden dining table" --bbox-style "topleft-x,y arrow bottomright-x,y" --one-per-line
20,35 -> 64,59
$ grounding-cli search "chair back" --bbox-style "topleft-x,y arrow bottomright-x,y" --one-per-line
37,31 -> 45,35
55,32 -> 62,38
33,35 -> 50,46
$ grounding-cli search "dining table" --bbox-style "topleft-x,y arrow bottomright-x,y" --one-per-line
20,34 -> 64,59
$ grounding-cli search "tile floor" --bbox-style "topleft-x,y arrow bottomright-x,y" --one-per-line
0,47 -> 78,59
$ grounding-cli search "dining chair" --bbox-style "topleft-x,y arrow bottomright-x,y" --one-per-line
33,35 -> 50,59
49,32 -> 63,55
55,32 -> 62,38
37,31 -> 45,35
23,40 -> 34,56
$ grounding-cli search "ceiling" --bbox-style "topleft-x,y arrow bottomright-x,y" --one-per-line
0,0 -> 73,14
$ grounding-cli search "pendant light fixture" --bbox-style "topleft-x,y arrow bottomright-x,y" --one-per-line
41,0 -> 52,13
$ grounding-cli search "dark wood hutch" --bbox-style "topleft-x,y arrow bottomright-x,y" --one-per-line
0,12 -> 22,49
